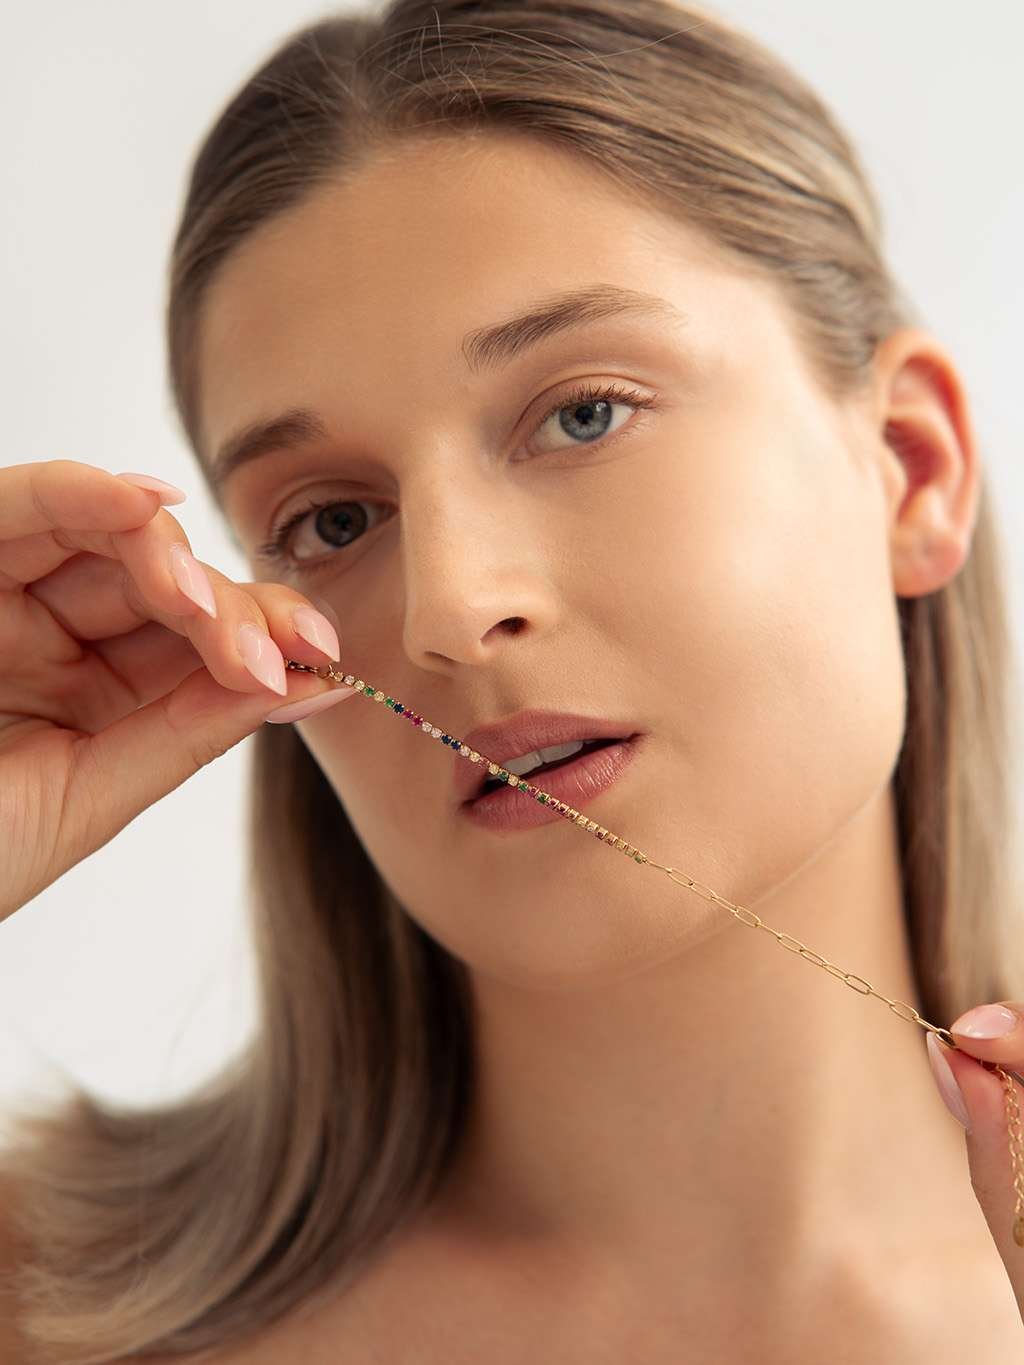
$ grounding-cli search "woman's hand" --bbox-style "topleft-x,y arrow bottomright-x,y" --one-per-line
0,459 -> 357,924
927,1005 -> 1024,1322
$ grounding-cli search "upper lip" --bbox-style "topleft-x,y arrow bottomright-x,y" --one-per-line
453,709 -> 641,804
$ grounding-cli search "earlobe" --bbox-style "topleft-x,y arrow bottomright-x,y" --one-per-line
890,482 -> 968,599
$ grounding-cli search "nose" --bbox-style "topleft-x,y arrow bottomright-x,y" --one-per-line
393,469 -> 561,672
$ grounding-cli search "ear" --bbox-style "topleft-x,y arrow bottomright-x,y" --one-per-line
868,327 -> 981,599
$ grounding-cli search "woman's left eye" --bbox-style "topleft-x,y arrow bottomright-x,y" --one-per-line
254,381 -> 657,572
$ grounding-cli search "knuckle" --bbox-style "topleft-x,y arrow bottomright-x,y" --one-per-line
38,458 -> 94,505
185,730 -> 234,769
235,577 -> 289,606
32,458 -> 79,511
42,458 -> 84,480
161,691 -> 236,768
242,580 -> 319,628
115,560 -> 153,625
114,504 -> 187,549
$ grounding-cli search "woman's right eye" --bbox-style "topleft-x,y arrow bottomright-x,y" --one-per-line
253,497 -> 391,571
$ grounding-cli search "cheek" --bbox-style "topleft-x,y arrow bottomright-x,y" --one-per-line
628,432 -> 906,899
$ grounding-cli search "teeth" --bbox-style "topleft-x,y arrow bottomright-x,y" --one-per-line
499,740 -> 587,778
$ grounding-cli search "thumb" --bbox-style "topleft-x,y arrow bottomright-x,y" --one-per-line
927,1010 -> 1024,1324
62,662 -> 352,864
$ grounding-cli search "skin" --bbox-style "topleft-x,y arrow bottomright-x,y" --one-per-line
194,132 -> 1024,1354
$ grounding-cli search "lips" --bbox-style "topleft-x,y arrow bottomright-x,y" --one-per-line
452,709 -> 641,805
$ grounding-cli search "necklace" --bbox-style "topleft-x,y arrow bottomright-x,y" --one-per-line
283,656 -> 1024,1248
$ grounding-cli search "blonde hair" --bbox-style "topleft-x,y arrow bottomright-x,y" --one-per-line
3,2 -> 1022,1359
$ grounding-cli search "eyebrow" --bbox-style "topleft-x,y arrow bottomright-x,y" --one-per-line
208,283 -> 686,492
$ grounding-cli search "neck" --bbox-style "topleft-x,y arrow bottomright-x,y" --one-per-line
437,784 -> 986,1306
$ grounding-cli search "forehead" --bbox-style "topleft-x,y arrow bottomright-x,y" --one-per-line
195,132 -> 771,469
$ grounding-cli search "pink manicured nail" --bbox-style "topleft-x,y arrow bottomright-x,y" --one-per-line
266,689 -> 353,724
117,472 -> 187,504
926,1033 -> 971,1131
169,543 -> 217,619
237,623 -> 288,696
950,1004 -> 1019,1039
292,606 -> 340,660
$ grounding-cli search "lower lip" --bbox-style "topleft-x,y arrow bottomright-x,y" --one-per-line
459,735 -> 643,832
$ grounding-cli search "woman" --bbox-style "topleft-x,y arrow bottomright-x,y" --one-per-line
2,1 -> 1023,1359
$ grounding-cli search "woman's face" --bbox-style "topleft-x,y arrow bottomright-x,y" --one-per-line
197,132 -> 909,988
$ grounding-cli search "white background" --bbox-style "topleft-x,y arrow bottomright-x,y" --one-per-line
2,1 -> 1022,1123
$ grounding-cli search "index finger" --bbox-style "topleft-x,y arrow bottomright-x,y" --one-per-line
0,460 -> 178,541
932,1004 -> 1024,1320
0,462 -> 190,592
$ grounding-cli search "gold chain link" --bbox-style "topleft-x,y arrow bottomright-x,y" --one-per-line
994,1063 -> 1024,1247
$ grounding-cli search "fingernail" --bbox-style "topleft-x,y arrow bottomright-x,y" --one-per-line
169,543 -> 217,619
306,592 -> 340,632
292,606 -> 340,660
926,1033 -> 971,1131
950,1004 -> 1020,1039
118,472 -> 187,505
237,623 -> 288,696
265,689 -> 353,724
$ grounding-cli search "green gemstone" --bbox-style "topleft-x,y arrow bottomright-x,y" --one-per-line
518,781 -> 528,791
538,794 -> 548,803
385,697 -> 394,707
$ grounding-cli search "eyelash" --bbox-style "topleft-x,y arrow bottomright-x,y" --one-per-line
253,380 -> 657,571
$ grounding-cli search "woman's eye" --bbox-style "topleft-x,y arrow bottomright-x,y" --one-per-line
528,380 -> 655,456
254,380 -> 656,572
253,498 -> 387,571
